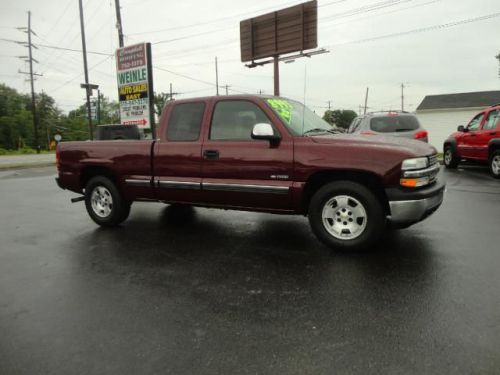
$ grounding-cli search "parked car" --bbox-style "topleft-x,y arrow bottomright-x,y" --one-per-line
443,103 -> 500,178
348,111 -> 428,142
95,124 -> 144,140
56,95 -> 444,252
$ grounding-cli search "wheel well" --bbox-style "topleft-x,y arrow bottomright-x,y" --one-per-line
302,170 -> 390,215
489,143 -> 500,160
80,166 -> 119,191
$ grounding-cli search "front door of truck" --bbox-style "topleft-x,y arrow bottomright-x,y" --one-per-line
200,99 -> 294,211
154,101 -> 206,204
475,109 -> 500,160
458,113 -> 484,159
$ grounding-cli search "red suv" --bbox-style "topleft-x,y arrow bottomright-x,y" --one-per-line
443,104 -> 500,178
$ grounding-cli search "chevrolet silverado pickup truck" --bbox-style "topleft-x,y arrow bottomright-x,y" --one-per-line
56,95 -> 445,251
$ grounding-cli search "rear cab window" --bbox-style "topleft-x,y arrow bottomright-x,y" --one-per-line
370,115 -> 420,133
166,102 -> 205,141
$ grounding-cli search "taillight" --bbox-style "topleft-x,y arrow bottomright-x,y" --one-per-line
56,144 -> 61,171
414,130 -> 428,140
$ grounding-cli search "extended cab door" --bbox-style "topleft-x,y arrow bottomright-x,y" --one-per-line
153,101 -> 206,203
475,109 -> 500,160
457,112 -> 485,159
200,98 -> 294,211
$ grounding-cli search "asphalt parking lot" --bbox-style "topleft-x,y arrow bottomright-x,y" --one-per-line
1,165 -> 499,374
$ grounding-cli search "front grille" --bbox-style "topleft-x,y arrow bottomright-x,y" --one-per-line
428,154 -> 438,167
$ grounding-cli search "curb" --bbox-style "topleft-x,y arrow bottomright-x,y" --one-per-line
0,162 -> 56,171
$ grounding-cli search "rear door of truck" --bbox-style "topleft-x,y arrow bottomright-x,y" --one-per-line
153,100 -> 207,203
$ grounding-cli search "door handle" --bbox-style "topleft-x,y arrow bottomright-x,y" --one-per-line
489,132 -> 497,135
203,150 -> 219,160
470,133 -> 477,136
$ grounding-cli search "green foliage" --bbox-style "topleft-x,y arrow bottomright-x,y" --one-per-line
154,92 -> 170,116
0,83 -> 121,150
323,109 -> 358,129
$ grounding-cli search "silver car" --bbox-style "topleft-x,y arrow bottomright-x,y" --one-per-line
348,112 -> 428,142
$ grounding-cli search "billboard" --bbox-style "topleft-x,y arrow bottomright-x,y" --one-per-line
115,43 -> 154,129
240,0 -> 317,62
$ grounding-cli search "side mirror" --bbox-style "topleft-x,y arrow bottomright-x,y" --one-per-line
457,125 -> 465,132
251,123 -> 281,143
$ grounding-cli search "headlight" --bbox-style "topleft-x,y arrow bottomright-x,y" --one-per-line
400,156 -> 440,188
401,157 -> 429,171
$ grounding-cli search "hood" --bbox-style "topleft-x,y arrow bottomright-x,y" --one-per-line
310,133 -> 437,157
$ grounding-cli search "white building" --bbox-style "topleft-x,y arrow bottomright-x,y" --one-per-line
416,90 -> 500,151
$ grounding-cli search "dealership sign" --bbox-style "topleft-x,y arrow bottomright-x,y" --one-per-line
115,43 -> 154,131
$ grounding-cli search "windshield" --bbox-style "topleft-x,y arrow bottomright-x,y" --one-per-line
266,98 -> 333,136
370,115 -> 420,133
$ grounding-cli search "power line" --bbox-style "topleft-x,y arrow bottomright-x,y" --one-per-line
326,11 -> 500,47
37,43 -> 112,56
128,0 -> 307,36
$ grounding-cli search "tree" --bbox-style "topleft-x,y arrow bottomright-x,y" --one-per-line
323,109 -> 357,129
154,92 -> 170,116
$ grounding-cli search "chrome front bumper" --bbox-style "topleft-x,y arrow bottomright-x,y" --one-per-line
389,190 -> 444,226
386,178 -> 445,228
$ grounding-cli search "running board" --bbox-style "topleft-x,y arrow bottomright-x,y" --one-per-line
71,196 -> 85,203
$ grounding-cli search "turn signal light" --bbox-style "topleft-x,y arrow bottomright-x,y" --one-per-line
400,178 -> 417,187
360,130 -> 376,135
400,176 -> 430,188
414,130 -> 428,139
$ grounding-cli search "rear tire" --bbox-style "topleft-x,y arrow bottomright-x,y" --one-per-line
490,151 -> 500,179
84,176 -> 131,227
308,181 -> 386,252
444,146 -> 459,169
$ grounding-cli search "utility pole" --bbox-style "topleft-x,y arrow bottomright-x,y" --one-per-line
363,87 -> 369,115
328,101 -> 331,110
167,83 -> 179,101
96,89 -> 101,125
273,56 -> 280,96
224,84 -> 230,95
79,0 -> 94,140
18,11 -> 42,153
215,56 -> 219,95
496,52 -> 500,78
114,0 -> 124,47
401,83 -> 405,111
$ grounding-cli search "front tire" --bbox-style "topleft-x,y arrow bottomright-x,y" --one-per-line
490,151 -> 500,179
444,146 -> 459,169
308,181 -> 386,252
84,176 -> 131,226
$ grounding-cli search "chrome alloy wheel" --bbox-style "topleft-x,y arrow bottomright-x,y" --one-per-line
321,195 -> 367,240
444,149 -> 453,165
492,155 -> 500,176
90,186 -> 113,218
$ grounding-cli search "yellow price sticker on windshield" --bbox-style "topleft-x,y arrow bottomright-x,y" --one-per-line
267,99 -> 293,125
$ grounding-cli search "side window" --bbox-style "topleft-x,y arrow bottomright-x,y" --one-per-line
467,113 -> 484,131
166,102 -> 205,141
210,100 -> 272,141
483,110 -> 500,130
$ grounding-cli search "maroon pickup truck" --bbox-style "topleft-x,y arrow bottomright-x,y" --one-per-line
56,95 -> 445,251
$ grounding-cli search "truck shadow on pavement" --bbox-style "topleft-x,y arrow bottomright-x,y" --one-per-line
72,204 -> 438,289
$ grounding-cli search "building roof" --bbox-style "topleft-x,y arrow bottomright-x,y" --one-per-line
416,90 -> 500,111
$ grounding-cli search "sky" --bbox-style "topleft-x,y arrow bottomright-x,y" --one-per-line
0,0 -> 499,114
